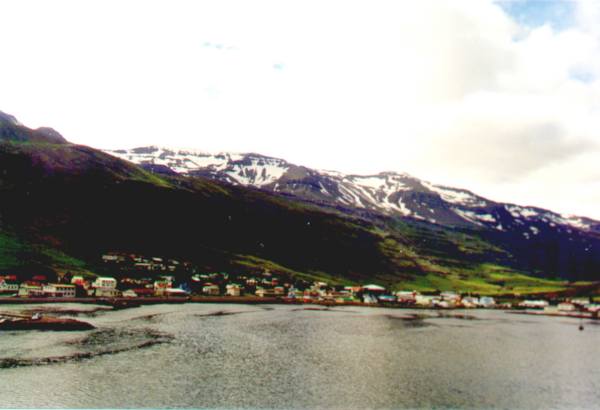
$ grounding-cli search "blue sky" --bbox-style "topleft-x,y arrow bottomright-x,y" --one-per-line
497,0 -> 576,30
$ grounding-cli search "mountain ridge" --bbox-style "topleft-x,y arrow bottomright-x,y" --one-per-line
106,145 -> 599,232
0,110 -> 598,292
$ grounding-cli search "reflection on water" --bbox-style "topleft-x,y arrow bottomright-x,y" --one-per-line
1,303 -> 599,409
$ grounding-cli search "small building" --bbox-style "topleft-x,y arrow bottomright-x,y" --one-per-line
43,283 -> 76,298
396,291 -> 418,304
415,295 -> 440,307
558,302 -> 576,312
226,284 -> 241,297
153,279 -> 173,296
18,283 -> 44,297
518,300 -> 549,309
93,277 -> 118,289
94,288 -> 121,297
256,288 -> 277,298
478,296 -> 496,308
440,291 -> 461,302
0,280 -> 19,294
202,284 -> 220,296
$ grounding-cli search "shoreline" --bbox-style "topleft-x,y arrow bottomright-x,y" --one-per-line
0,297 -> 597,320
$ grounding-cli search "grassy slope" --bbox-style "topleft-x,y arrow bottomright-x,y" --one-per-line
0,230 -> 91,277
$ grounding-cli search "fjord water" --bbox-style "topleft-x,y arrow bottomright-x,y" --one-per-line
1,304 -> 599,409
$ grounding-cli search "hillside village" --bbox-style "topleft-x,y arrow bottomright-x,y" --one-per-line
0,251 -> 599,315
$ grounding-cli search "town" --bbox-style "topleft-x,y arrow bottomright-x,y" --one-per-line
0,252 -> 599,316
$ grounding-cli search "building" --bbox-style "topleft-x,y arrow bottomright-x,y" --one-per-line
226,284 -> 241,297
0,280 -> 19,294
256,288 -> 278,298
518,300 -> 549,309
202,284 -> 220,296
154,279 -> 173,296
558,302 -> 576,312
43,284 -> 76,298
461,296 -> 479,308
396,291 -> 418,304
93,277 -> 118,289
95,288 -> 121,297
440,291 -> 461,302
18,283 -> 44,297
415,295 -> 440,307
478,296 -> 496,308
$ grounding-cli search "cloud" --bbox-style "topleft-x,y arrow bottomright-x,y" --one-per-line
0,0 -> 599,217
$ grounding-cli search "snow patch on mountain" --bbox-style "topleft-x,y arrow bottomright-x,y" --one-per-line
422,181 -> 487,207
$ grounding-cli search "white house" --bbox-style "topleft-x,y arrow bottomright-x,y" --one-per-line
92,277 -> 117,289
557,303 -> 576,312
0,280 -> 19,294
226,284 -> 241,297
478,296 -> 496,308
43,283 -> 76,298
518,300 -> 549,309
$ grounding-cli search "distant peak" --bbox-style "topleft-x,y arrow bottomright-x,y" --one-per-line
0,111 -> 67,144
35,127 -> 67,144
0,111 -> 20,126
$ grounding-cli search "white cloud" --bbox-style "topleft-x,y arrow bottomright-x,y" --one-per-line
0,0 -> 599,218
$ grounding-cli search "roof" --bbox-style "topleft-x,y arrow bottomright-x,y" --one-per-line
362,284 -> 386,291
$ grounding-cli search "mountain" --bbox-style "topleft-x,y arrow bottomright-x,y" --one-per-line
106,146 -> 600,284
1,111 -> 598,295
106,146 -> 597,230
0,113 -> 430,288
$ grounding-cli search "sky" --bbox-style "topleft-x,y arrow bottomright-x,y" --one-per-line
1,0 -> 600,219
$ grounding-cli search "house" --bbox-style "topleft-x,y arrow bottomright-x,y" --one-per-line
18,283 -> 44,297
256,288 -> 278,298
478,296 -> 496,308
461,296 -> 479,308
43,283 -> 76,298
415,295 -> 440,307
518,300 -> 549,309
202,284 -> 220,296
440,291 -> 460,302
102,254 -> 120,262
0,280 -> 19,294
91,276 -> 119,297
396,291 -> 418,305
558,302 -> 576,312
92,277 -> 118,289
226,284 -> 241,297
153,280 -> 172,296
95,288 -> 121,297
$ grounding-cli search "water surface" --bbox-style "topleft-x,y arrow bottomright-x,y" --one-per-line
0,303 -> 598,409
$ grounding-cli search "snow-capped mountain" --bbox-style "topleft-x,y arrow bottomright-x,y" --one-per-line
106,146 -> 599,239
